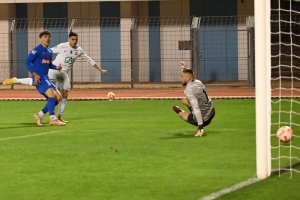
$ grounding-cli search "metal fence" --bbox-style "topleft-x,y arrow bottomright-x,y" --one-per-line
0,16 -> 254,89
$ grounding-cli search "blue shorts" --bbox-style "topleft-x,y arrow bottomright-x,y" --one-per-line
34,76 -> 57,96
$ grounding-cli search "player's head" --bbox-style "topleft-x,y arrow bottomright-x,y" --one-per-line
180,68 -> 194,86
39,30 -> 51,47
68,32 -> 78,48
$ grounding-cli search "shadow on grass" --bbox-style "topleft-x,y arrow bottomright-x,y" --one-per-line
159,129 -> 222,139
271,160 -> 300,176
0,123 -> 42,130
159,133 -> 203,139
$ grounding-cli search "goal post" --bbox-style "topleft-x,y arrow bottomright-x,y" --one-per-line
255,0 -> 272,179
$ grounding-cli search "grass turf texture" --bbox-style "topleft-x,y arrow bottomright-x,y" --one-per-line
0,99 -> 298,200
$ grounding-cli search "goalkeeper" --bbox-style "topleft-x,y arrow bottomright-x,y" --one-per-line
173,63 -> 215,137
3,32 -> 108,123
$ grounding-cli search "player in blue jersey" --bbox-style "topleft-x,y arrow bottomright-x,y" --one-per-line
25,30 -> 65,126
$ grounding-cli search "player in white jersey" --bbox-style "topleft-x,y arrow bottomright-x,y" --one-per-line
173,67 -> 215,137
3,32 -> 108,122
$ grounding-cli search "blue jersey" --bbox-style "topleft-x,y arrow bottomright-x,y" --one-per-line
25,44 -> 57,77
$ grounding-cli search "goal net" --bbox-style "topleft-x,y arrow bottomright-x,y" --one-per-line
270,0 -> 300,178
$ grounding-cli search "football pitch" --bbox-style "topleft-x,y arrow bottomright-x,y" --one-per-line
0,99 -> 299,200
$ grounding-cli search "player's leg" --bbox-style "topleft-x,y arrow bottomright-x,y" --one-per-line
49,69 -> 67,122
172,105 -> 204,137
172,98 -> 192,114
34,93 -> 62,126
3,77 -> 33,86
44,88 -> 64,125
58,89 -> 69,122
55,72 -> 70,123
172,105 -> 192,122
182,98 -> 192,112
34,77 -> 65,126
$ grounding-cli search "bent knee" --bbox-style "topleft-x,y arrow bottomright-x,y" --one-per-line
56,96 -> 62,102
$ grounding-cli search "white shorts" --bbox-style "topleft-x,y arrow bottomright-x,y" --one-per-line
48,69 -> 70,91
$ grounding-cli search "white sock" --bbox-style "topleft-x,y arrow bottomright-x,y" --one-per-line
38,111 -> 44,118
58,98 -> 67,116
50,115 -> 57,120
17,78 -> 33,86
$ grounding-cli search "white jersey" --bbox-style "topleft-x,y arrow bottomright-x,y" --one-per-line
51,42 -> 96,73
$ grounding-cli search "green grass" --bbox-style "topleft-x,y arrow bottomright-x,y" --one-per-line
0,99 -> 299,200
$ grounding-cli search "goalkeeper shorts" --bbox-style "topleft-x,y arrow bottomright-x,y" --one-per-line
187,108 -> 215,127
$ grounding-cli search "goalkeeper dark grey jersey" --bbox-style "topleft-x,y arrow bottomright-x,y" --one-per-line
184,80 -> 214,125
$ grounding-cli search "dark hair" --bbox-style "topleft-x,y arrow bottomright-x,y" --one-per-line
182,68 -> 194,76
69,32 -> 78,37
39,30 -> 51,38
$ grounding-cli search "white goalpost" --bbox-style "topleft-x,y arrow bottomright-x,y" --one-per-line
255,0 -> 272,179
256,0 -> 300,179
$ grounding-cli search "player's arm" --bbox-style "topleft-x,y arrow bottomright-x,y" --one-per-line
186,90 -> 204,136
181,61 -> 187,70
93,63 -> 107,74
48,48 -> 62,71
25,49 -> 40,84
80,50 -> 108,74
25,49 -> 38,74
49,63 -> 62,71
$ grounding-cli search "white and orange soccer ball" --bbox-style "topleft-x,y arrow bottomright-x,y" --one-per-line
276,126 -> 293,143
107,92 -> 115,101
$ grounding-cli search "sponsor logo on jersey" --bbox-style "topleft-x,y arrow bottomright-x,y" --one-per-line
31,50 -> 36,55
75,51 -> 78,55
70,50 -> 73,54
42,59 -> 50,64
64,56 -> 74,64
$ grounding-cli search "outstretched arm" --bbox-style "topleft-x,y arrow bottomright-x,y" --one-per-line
93,63 -> 107,74
79,50 -> 108,74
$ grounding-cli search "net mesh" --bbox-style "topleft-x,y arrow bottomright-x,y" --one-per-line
270,0 -> 300,177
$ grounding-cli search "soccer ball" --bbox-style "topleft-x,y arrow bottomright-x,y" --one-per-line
276,126 -> 293,143
107,92 -> 115,101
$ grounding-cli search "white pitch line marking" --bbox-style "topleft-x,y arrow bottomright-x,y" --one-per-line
0,130 -> 61,141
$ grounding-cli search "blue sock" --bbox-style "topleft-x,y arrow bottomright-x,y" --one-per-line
42,100 -> 58,114
47,97 -> 56,115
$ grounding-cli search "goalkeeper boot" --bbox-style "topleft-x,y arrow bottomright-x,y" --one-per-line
49,119 -> 66,126
3,77 -> 17,85
34,113 -> 43,126
173,106 -> 184,114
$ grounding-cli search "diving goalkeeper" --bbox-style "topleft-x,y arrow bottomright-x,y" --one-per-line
173,63 -> 215,137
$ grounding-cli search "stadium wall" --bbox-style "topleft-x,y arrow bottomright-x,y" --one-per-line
0,0 -> 254,83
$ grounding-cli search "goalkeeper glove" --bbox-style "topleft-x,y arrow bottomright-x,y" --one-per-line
195,124 -> 204,137
198,124 -> 204,132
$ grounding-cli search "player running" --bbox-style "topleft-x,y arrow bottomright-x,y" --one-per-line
3,32 -> 108,123
173,66 -> 215,137
26,30 -> 65,126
